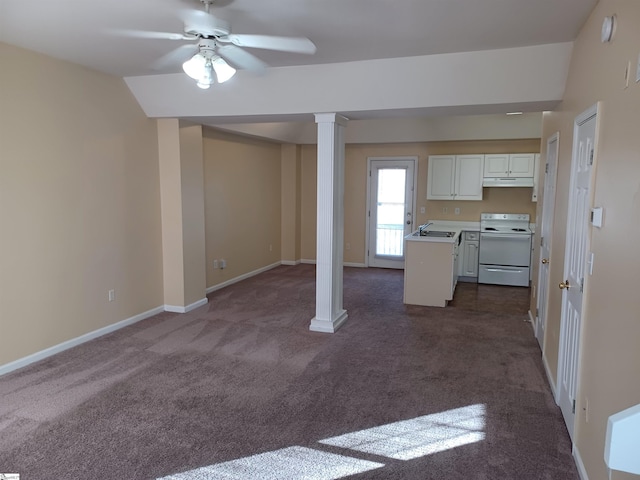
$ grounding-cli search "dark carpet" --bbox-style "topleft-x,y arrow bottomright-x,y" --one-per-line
0,265 -> 578,479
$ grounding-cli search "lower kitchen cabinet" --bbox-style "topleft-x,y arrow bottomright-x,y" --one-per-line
404,238 -> 458,307
459,231 -> 479,281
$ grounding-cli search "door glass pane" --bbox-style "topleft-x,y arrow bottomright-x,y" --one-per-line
376,168 -> 406,256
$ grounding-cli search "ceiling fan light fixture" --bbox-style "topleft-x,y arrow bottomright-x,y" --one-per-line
182,51 -> 236,87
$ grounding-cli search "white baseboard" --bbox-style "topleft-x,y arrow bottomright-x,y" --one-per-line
281,260 -> 301,266
573,444 -> 589,480
0,305 -> 164,377
164,297 -> 208,313
299,259 -> 367,268
206,262 -> 281,294
528,309 -> 535,325
543,353 -> 558,403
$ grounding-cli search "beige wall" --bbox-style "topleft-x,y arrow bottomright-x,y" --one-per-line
281,144 -> 302,263
532,1 -> 640,479
203,129 -> 282,288
0,43 -> 164,366
301,139 -> 539,264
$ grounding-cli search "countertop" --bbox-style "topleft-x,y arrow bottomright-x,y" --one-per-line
405,220 -> 479,243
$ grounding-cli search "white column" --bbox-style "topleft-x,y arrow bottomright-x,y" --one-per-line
310,113 -> 348,333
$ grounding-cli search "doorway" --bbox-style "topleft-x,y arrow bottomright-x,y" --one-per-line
367,157 -> 416,269
536,132 -> 560,349
557,104 -> 598,440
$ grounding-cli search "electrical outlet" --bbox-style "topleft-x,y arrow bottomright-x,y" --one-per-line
454,207 -> 460,215
420,206 -> 426,214
442,207 -> 448,214
108,289 -> 115,302
220,259 -> 226,269
213,259 -> 218,269
269,244 -> 273,252
346,242 -> 351,250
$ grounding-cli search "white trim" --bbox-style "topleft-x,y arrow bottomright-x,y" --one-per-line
164,297 -> 208,313
573,444 -> 589,480
528,309 -> 535,325
543,353 -> 558,403
206,262 -> 281,294
281,260 -> 301,266
0,305 -> 164,377
309,310 -> 348,333
296,259 -> 368,268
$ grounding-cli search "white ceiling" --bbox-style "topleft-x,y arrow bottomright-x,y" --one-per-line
0,0 -> 596,78
0,0 -> 598,142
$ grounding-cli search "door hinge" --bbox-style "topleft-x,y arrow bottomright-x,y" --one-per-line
589,149 -> 594,165
580,277 -> 584,293
572,399 -> 576,414
536,307 -> 539,318
540,236 -> 544,247
545,163 -> 549,174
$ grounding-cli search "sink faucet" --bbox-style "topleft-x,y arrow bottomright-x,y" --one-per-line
419,222 -> 433,234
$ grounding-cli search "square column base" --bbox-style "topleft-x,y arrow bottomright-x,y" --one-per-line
309,310 -> 348,333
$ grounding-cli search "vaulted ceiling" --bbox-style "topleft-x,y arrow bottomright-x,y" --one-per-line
0,0 -> 598,141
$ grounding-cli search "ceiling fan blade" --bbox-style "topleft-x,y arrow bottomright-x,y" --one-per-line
152,44 -> 199,71
217,45 -> 267,72
179,9 -> 230,37
110,29 -> 193,41
227,34 -> 316,54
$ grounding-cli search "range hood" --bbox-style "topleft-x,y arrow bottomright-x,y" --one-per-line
483,177 -> 534,188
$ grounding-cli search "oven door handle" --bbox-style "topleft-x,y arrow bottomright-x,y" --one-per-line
480,233 -> 530,240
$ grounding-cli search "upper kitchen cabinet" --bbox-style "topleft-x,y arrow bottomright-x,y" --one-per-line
427,154 -> 484,201
484,153 -> 535,178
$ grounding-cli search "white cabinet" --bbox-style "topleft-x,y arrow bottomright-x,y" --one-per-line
484,153 -> 535,178
427,155 -> 484,201
404,238 -> 457,307
460,231 -> 479,279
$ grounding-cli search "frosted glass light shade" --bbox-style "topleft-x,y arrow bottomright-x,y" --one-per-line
183,54 -> 236,87
212,57 -> 236,83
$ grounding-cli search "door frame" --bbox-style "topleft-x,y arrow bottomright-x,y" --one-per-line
556,103 -> 599,438
535,132 -> 560,350
365,156 -> 417,268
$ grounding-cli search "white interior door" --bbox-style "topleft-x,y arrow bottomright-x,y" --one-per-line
535,133 -> 559,349
367,158 -> 416,269
558,105 -> 597,440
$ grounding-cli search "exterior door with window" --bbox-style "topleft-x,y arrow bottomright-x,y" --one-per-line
367,158 -> 416,269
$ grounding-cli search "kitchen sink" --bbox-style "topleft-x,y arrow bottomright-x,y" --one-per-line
413,230 -> 455,238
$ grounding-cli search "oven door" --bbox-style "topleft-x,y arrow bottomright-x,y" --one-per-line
479,233 -> 531,266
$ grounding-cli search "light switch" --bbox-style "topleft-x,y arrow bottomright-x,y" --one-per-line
591,207 -> 603,227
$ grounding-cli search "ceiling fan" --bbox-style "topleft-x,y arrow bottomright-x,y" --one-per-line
122,0 -> 316,89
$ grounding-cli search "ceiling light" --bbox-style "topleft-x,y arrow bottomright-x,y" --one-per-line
182,52 -> 236,89
506,111 -> 523,115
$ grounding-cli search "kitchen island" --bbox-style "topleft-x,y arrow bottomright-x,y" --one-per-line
403,226 -> 462,307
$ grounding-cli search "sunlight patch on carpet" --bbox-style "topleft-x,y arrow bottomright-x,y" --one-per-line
319,404 -> 486,460
156,446 -> 384,480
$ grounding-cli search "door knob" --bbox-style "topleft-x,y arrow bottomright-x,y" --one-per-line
541,258 -> 549,264
559,280 -> 571,290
